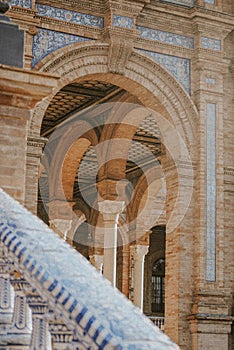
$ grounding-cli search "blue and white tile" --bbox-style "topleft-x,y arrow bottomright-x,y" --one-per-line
36,4 -> 104,28
113,15 -> 134,29
32,28 -> 92,66
8,0 -> 32,8
138,49 -> 190,93
201,37 -> 221,51
137,26 -> 194,49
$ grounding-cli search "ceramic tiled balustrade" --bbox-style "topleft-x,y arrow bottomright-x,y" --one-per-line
0,188 -> 180,350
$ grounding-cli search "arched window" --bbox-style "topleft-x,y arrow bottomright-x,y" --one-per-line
151,258 -> 165,314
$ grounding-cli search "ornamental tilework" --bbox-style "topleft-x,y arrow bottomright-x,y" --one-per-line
113,15 -> 134,29
8,0 -> 32,8
137,26 -> 194,49
204,0 -> 215,3
159,0 -> 194,7
206,77 -> 216,85
206,103 -> 216,282
201,37 -> 221,51
32,28 -> 92,67
0,189 -> 180,350
36,4 -> 104,28
138,49 -> 190,93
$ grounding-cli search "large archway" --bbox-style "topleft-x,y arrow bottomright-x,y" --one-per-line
27,42 -> 198,347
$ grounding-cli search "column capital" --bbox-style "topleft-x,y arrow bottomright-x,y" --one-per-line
131,244 -> 149,260
98,200 -> 125,222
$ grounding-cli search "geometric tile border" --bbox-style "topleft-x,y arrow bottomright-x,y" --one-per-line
201,37 -> 221,51
0,189 -> 180,350
159,0 -> 194,7
206,103 -> 216,282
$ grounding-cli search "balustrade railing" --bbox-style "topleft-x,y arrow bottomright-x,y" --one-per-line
148,316 -> 165,331
0,188 -> 179,349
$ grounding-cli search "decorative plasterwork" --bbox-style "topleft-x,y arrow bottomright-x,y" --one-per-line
35,4 -> 104,28
113,15 -> 134,29
32,28 -> 92,67
206,103 -> 216,282
8,0 -> 32,8
201,37 -> 221,51
159,0 -> 194,7
137,26 -> 194,48
137,49 -> 190,93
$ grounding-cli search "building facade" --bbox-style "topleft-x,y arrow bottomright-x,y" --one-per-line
0,0 -> 233,349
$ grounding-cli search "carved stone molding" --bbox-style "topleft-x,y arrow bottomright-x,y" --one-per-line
103,27 -> 139,74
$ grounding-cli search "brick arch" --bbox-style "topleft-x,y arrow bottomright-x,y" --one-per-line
30,42 -> 198,153
45,121 -> 98,202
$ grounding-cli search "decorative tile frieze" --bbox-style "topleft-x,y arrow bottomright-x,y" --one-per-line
113,14 -> 134,29
36,4 -> 104,28
137,26 -> 194,49
159,0 -> 194,7
206,77 -> 216,85
204,0 -> 215,4
206,103 -> 216,282
8,0 -> 32,8
201,37 -> 221,51
32,28 -> 92,67
138,49 -> 190,93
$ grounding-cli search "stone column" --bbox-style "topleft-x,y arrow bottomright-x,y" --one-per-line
98,200 -> 125,286
89,254 -> 104,274
49,219 -> 72,241
131,244 -> 149,311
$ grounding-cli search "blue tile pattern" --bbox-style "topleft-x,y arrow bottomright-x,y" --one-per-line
159,0 -> 194,7
8,0 -> 32,8
201,37 -> 221,51
0,189 -> 180,350
138,49 -> 190,93
36,4 -> 104,28
204,0 -> 215,3
206,77 -> 216,85
206,103 -> 216,282
137,26 -> 194,49
113,15 -> 134,29
32,28 -> 92,67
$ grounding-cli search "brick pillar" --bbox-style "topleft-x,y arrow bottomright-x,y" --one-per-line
0,65 -> 58,204
98,200 -> 125,286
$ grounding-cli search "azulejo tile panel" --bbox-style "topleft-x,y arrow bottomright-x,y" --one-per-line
8,0 -> 32,8
113,15 -> 134,29
0,188 -> 180,350
159,0 -> 194,7
32,28 -> 92,67
36,4 -> 104,28
138,49 -> 190,93
201,37 -> 221,51
137,26 -> 194,49
206,103 -> 216,282
204,0 -> 215,4
206,77 -> 216,85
